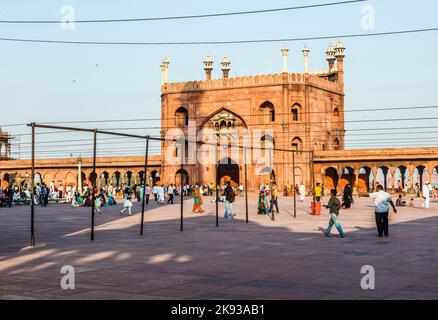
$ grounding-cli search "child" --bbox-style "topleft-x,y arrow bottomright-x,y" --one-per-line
324,189 -> 345,238
407,198 -> 414,207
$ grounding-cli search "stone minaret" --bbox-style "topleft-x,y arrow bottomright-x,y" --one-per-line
220,57 -> 231,79
281,46 -> 289,73
203,55 -> 214,80
326,44 -> 336,72
335,41 -> 346,89
160,57 -> 169,85
302,44 -> 310,73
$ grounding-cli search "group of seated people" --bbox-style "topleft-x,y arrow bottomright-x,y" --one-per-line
396,194 -> 415,207
71,189 -> 117,208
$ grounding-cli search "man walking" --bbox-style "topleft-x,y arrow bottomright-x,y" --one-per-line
167,184 -> 174,204
323,189 -> 345,238
152,184 -> 158,203
223,181 -> 235,219
370,185 -> 397,237
422,181 -> 431,209
269,182 -> 279,214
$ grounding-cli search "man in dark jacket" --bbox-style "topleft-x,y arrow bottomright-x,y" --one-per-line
223,181 -> 235,219
324,189 -> 345,238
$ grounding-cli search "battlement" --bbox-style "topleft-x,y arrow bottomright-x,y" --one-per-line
161,72 -> 342,94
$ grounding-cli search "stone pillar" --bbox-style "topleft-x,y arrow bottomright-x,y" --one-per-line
326,44 -> 336,72
220,57 -> 231,79
77,158 -> 82,193
203,55 -> 213,80
302,45 -> 310,73
281,47 -> 289,73
354,167 -> 359,195
408,166 -> 414,192
390,167 -> 396,193
160,57 -> 169,85
371,167 -> 378,192
335,41 -> 345,89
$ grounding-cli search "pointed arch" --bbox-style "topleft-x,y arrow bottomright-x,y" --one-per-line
200,107 -> 248,129
291,103 -> 302,122
175,106 -> 189,128
259,101 -> 275,123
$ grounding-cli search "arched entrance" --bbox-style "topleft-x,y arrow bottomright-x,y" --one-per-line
217,157 -> 239,187
324,167 -> 339,191
175,169 -> 190,185
150,170 -> 160,185
358,166 -> 371,193
340,167 -> 355,191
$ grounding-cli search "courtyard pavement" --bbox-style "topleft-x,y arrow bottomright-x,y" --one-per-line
0,195 -> 437,300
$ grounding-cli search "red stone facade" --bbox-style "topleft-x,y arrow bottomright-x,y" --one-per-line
160,49 -> 345,191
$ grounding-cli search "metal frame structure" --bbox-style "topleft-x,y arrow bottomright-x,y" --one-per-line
26,122 -> 314,247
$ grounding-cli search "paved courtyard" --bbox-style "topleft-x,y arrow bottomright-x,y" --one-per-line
0,195 -> 437,300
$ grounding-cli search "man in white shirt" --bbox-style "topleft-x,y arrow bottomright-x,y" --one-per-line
152,185 -> 158,203
158,185 -> 165,204
369,185 -> 397,237
167,184 -> 174,204
422,182 -> 431,209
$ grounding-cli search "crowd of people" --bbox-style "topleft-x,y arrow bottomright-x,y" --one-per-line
1,177 -> 436,239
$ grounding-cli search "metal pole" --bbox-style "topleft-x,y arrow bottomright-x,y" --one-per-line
292,151 -> 297,218
180,140 -> 184,232
215,148 -> 219,228
311,151 -> 315,201
244,146 -> 249,223
30,123 -> 35,247
269,147 -> 274,221
140,136 -> 149,235
90,130 -> 97,241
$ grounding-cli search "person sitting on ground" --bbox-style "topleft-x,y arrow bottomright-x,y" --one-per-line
257,191 -> 269,215
407,198 -> 415,207
396,194 -> 406,207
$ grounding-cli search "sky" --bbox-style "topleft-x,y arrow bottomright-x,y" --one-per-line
0,0 -> 438,159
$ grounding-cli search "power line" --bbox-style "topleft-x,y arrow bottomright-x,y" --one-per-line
2,104 -> 438,129
32,105 -> 438,125
2,27 -> 438,46
0,1 -> 367,24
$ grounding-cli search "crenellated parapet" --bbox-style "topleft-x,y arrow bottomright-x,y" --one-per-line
161,72 -> 342,94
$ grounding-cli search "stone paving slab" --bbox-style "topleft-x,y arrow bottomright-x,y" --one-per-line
0,196 -> 437,300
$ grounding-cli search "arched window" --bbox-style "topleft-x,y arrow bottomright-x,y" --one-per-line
175,107 -> 189,128
291,137 -> 303,153
291,103 -> 302,122
259,101 -> 275,124
334,138 -> 340,150
333,107 -> 339,117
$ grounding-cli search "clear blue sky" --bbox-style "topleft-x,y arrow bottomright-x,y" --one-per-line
1,0 -> 438,158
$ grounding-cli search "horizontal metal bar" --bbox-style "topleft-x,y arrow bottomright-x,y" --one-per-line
27,122 -> 313,153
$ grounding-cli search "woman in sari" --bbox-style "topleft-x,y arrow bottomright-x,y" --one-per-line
192,187 -> 204,214
257,191 -> 270,215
